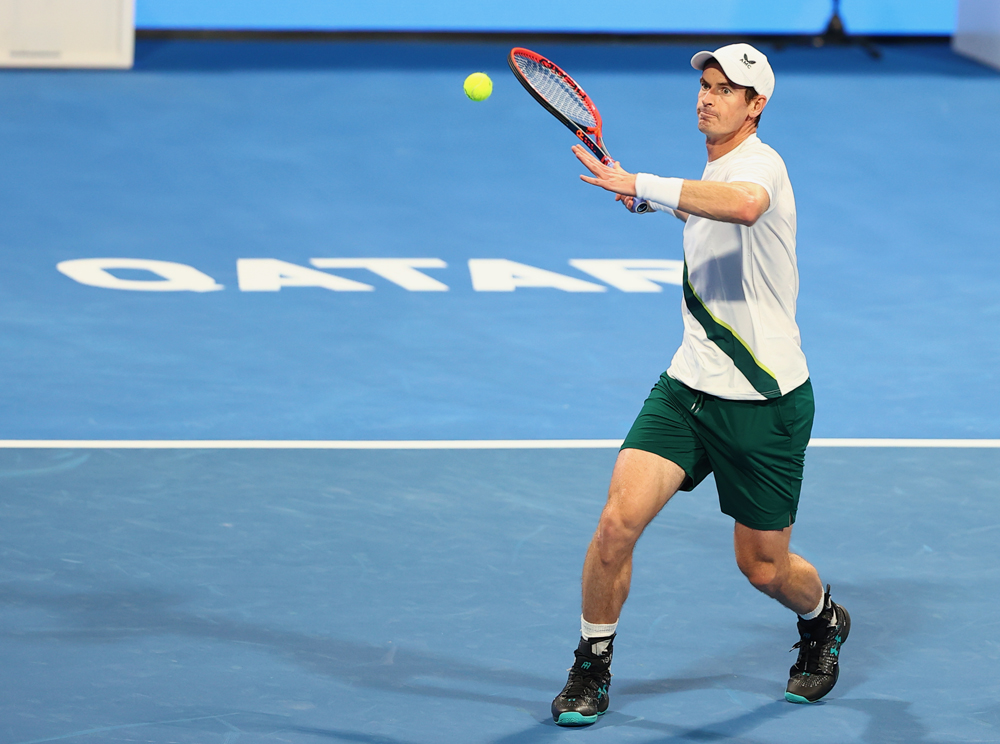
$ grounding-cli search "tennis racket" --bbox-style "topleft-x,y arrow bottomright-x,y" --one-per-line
508,47 -> 649,214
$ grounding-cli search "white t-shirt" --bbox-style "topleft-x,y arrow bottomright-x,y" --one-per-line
635,134 -> 808,400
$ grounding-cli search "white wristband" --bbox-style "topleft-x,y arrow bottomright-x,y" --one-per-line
635,173 -> 683,210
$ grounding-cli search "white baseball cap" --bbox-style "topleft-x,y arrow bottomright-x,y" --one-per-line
690,43 -> 774,101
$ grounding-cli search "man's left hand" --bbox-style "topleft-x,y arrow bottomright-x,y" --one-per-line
573,145 -> 637,197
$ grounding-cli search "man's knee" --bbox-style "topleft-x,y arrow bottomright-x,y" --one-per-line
593,506 -> 643,561
737,557 -> 785,596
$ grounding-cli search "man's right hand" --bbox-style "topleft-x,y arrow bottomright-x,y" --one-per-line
615,194 -> 637,212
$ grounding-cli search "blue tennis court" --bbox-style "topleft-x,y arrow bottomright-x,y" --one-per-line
1,36 -> 999,744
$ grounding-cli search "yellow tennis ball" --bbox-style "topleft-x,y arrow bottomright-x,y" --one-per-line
464,72 -> 493,101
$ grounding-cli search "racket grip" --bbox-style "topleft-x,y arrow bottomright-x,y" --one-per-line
631,198 -> 650,214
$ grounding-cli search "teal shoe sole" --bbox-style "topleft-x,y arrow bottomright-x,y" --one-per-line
555,710 -> 604,726
784,692 -> 817,704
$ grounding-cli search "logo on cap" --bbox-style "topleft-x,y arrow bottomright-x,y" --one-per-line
741,54 -> 756,68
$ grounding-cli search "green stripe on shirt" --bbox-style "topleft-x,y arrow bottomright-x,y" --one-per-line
682,261 -> 782,399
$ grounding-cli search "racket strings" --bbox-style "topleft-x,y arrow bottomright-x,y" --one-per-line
512,55 -> 597,129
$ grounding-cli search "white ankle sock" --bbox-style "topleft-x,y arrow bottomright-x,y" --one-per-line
798,594 -> 826,621
581,615 -> 618,640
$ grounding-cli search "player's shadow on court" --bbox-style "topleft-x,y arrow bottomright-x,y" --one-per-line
0,581 -> 553,711
0,576 -> 961,744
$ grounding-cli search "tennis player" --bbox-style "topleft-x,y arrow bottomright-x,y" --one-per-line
551,43 -> 850,726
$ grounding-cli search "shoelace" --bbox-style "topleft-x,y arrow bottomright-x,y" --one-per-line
561,654 -> 610,699
790,628 -> 838,676
560,667 -> 599,698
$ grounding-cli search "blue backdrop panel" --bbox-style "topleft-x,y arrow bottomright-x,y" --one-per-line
0,41 -> 997,441
1,446 -> 997,743
136,0 -> 831,34
134,0 -> 958,35
840,0 -> 958,35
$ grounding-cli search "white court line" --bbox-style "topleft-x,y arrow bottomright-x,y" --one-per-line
809,438 -> 1000,448
0,439 -> 998,449
0,439 -> 623,450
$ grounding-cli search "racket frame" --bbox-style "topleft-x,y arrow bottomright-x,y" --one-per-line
508,47 -> 648,213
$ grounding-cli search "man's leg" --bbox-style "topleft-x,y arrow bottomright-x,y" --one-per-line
582,448 -> 688,623
732,522 -> 850,704
551,448 -> 687,726
732,523 -> 822,614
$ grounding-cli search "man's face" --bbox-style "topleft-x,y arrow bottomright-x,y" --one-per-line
696,62 -> 758,137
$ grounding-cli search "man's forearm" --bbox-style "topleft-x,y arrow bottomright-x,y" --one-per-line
636,174 -> 768,226
677,180 -> 768,226
648,202 -> 689,222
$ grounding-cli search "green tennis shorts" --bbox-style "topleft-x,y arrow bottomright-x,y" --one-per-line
621,373 -> 814,531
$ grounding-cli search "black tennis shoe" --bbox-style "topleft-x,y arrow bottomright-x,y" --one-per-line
785,585 -> 850,703
551,635 -> 613,726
